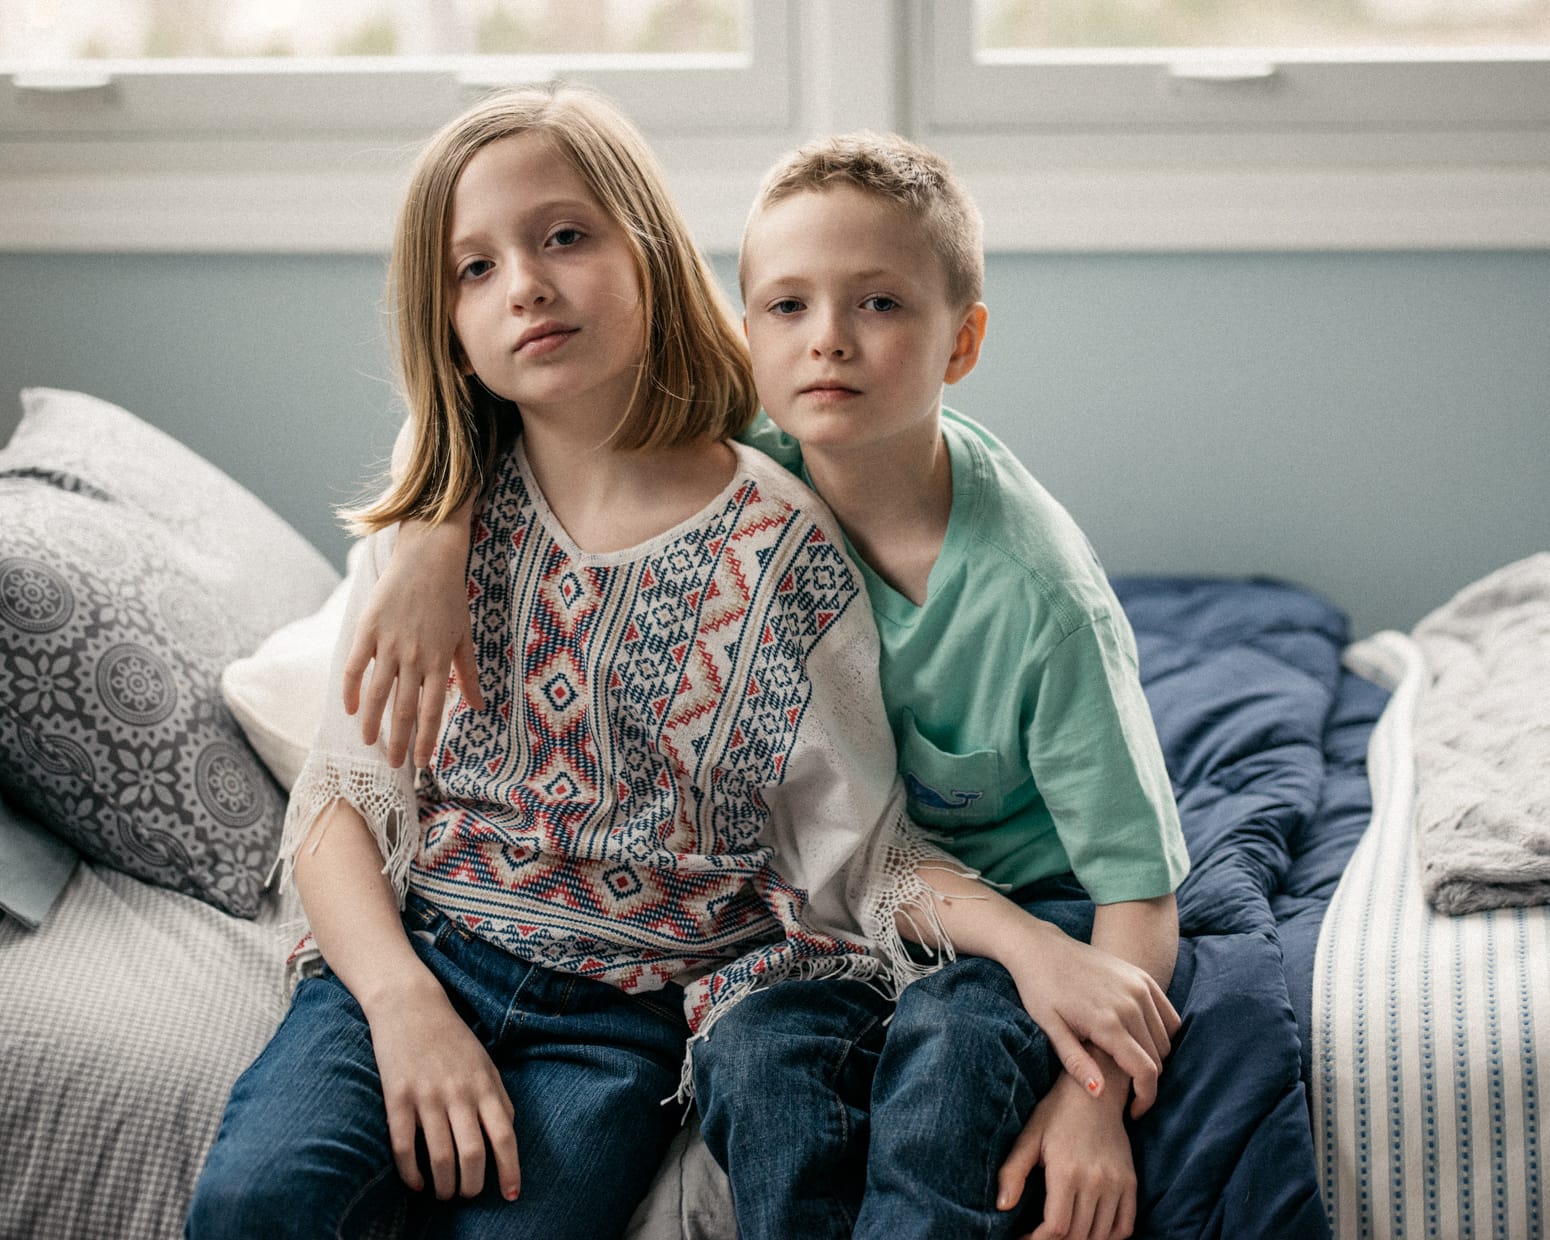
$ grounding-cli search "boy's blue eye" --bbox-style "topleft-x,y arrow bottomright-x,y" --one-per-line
863,295 -> 898,312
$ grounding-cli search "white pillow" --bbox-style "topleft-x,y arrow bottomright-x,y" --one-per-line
220,541 -> 360,790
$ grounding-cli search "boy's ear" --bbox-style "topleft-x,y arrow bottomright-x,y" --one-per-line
944,303 -> 988,386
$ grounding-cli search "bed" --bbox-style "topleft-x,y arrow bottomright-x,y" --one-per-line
1,388 -> 1543,1239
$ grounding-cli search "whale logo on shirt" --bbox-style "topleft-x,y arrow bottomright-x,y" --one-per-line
905,773 -> 983,812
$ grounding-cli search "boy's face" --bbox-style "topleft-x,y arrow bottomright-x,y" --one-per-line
741,185 -> 982,461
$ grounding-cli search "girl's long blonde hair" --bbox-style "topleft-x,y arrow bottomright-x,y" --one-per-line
346,83 -> 757,534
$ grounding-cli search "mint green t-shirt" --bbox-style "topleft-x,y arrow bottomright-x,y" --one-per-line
739,408 -> 1189,904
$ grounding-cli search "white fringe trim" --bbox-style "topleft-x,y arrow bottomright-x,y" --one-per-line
269,751 -> 418,979
672,816 -> 981,1104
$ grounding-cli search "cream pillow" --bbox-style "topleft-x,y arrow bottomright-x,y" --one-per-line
220,541 -> 361,790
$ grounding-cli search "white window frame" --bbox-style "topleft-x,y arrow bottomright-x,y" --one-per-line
909,1 -> 1550,251
1,0 -> 1546,254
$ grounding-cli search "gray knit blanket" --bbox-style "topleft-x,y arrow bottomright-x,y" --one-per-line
1411,552 -> 1550,914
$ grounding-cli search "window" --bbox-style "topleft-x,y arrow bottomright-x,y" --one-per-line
912,0 -> 1550,249
2,0 -> 1546,253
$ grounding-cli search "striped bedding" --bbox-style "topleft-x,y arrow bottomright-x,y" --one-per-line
1316,630 -> 1549,1240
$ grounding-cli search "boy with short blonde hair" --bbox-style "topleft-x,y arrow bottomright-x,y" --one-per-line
682,130 -> 1193,1240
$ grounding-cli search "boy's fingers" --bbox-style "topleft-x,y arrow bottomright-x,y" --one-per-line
1067,1188 -> 1098,1240
995,1119 -> 1043,1210
341,641 -> 370,715
1116,1188 -> 1138,1238
1093,1193 -> 1122,1240
386,679 -> 418,768
453,640 -> 485,712
414,676 -> 446,770
1029,1173 -> 1073,1240
360,661 -> 395,747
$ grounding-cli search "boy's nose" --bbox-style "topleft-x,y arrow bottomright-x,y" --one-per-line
810,318 -> 851,359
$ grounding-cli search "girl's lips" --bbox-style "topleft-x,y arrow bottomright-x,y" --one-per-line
516,328 -> 578,356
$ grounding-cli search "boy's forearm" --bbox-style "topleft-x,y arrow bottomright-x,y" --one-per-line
293,801 -> 441,1018
1091,894 -> 1178,993
1084,894 -> 1180,1100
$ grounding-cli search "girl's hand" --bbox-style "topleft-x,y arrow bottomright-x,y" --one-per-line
365,974 -> 520,1203
342,516 -> 479,769
999,924 -> 1178,1118
998,1072 -> 1137,1240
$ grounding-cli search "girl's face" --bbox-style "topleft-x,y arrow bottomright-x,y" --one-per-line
447,132 -> 645,434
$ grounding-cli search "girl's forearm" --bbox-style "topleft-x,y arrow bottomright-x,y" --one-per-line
897,857 -> 1062,960
293,801 -> 442,1018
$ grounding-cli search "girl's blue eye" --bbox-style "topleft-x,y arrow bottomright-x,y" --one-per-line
550,228 -> 583,247
863,295 -> 898,312
771,299 -> 803,315
458,259 -> 493,282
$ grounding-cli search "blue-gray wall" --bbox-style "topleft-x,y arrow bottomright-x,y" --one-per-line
2,249 -> 1546,638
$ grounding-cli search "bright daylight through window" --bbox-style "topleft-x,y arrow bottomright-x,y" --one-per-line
1,0 -> 1547,252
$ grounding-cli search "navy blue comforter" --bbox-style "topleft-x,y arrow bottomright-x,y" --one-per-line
1108,577 -> 1385,1240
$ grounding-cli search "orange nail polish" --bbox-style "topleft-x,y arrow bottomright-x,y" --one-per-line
1086,1077 -> 1101,1095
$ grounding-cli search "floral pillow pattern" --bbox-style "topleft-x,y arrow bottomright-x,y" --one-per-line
0,390 -> 339,917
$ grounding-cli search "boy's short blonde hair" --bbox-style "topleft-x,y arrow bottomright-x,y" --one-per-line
348,82 -> 757,534
742,132 -> 985,310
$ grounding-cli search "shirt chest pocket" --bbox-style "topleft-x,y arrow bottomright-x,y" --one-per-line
897,710 -> 1003,829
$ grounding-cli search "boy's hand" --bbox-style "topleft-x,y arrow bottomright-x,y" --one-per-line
365,974 -> 520,1203
998,1070 -> 1137,1240
343,517 -> 480,769
998,925 -> 1179,1118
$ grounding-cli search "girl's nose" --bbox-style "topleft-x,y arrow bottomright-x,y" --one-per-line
507,261 -> 551,310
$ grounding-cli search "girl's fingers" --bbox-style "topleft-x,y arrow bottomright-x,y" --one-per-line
1043,1020 -> 1105,1102
419,1113 -> 458,1200
386,1105 -> 423,1193
448,1106 -> 487,1198
481,1098 -> 522,1201
1144,981 -> 1177,1055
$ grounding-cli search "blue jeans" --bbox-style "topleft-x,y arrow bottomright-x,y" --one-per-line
693,874 -> 1093,1240
187,894 -> 689,1240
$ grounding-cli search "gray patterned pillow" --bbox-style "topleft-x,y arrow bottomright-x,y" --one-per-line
0,389 -> 339,917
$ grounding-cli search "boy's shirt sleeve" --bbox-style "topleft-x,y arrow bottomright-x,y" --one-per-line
735,410 -> 806,473
1025,613 -> 1189,905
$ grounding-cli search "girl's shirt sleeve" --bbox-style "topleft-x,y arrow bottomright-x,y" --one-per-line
274,525 -> 420,902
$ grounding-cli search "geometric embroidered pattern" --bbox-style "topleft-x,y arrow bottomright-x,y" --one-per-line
411,444 -> 863,1019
